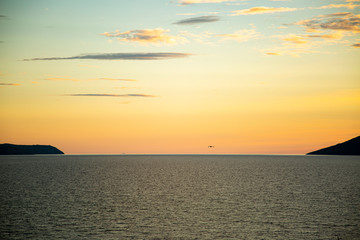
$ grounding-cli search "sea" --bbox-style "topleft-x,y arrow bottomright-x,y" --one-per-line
0,154 -> 359,240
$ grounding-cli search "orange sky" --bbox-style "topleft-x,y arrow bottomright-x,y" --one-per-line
1,0 -> 359,154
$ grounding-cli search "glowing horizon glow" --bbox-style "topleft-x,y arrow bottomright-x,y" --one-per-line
0,0 -> 359,154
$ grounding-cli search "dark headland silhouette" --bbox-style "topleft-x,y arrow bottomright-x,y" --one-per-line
0,144 -> 64,155
307,136 -> 360,156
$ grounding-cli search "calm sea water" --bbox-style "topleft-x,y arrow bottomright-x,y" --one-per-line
0,154 -> 359,240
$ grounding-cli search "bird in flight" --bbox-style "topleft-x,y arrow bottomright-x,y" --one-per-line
208,146 -> 215,148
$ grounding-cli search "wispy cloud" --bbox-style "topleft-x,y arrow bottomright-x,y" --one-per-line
179,0 -> 234,5
281,32 -> 344,44
0,83 -> 20,86
176,13 -> 196,16
99,78 -> 136,81
297,12 -> 360,33
179,31 -> 213,44
65,93 -> 156,97
265,52 -> 281,56
45,77 -> 80,81
231,7 -> 297,16
263,33 -> 317,57
262,46 -> 315,57
304,32 -> 344,40
317,3 -> 359,10
173,16 -> 220,25
264,30 -> 347,57
101,28 -> 187,45
215,28 -> 260,42
283,34 -> 308,44
23,52 -> 192,61
44,77 -> 137,82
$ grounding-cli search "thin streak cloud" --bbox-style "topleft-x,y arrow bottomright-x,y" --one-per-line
317,3 -> 359,10
99,78 -> 136,81
304,32 -> 344,40
101,28 -> 187,45
174,16 -> 220,25
0,83 -> 20,86
65,94 -> 156,97
231,7 -> 297,16
215,29 -> 260,42
45,77 -> 80,81
23,52 -> 192,61
44,77 -> 137,82
179,0 -> 234,4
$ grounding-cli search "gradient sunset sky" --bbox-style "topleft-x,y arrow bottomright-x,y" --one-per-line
1,0 -> 359,154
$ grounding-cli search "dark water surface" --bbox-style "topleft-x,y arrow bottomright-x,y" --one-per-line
1,154 -> 359,239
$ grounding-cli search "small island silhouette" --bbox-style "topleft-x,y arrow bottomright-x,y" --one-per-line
307,136 -> 360,156
0,144 -> 64,155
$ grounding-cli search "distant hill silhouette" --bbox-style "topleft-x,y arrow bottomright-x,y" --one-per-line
0,144 -> 64,155
307,136 -> 360,156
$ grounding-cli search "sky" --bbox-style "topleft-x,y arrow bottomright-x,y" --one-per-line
0,0 -> 359,154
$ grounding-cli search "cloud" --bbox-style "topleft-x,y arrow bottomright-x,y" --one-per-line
101,28 -> 187,45
215,29 -> 260,42
44,77 -> 137,82
176,13 -> 196,16
45,77 -> 80,81
0,83 -> 20,86
23,52 -> 192,61
265,52 -> 281,56
283,34 -> 308,44
65,93 -> 156,97
262,47 -> 314,57
321,12 -> 353,17
281,32 -> 344,45
179,30 -> 213,44
98,78 -> 136,81
231,7 -> 297,16
173,16 -> 220,25
317,3 -> 359,10
304,32 -> 344,40
265,30 -> 347,57
353,43 -> 360,47
179,0 -> 234,5
263,33 -> 319,57
297,12 -> 360,33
